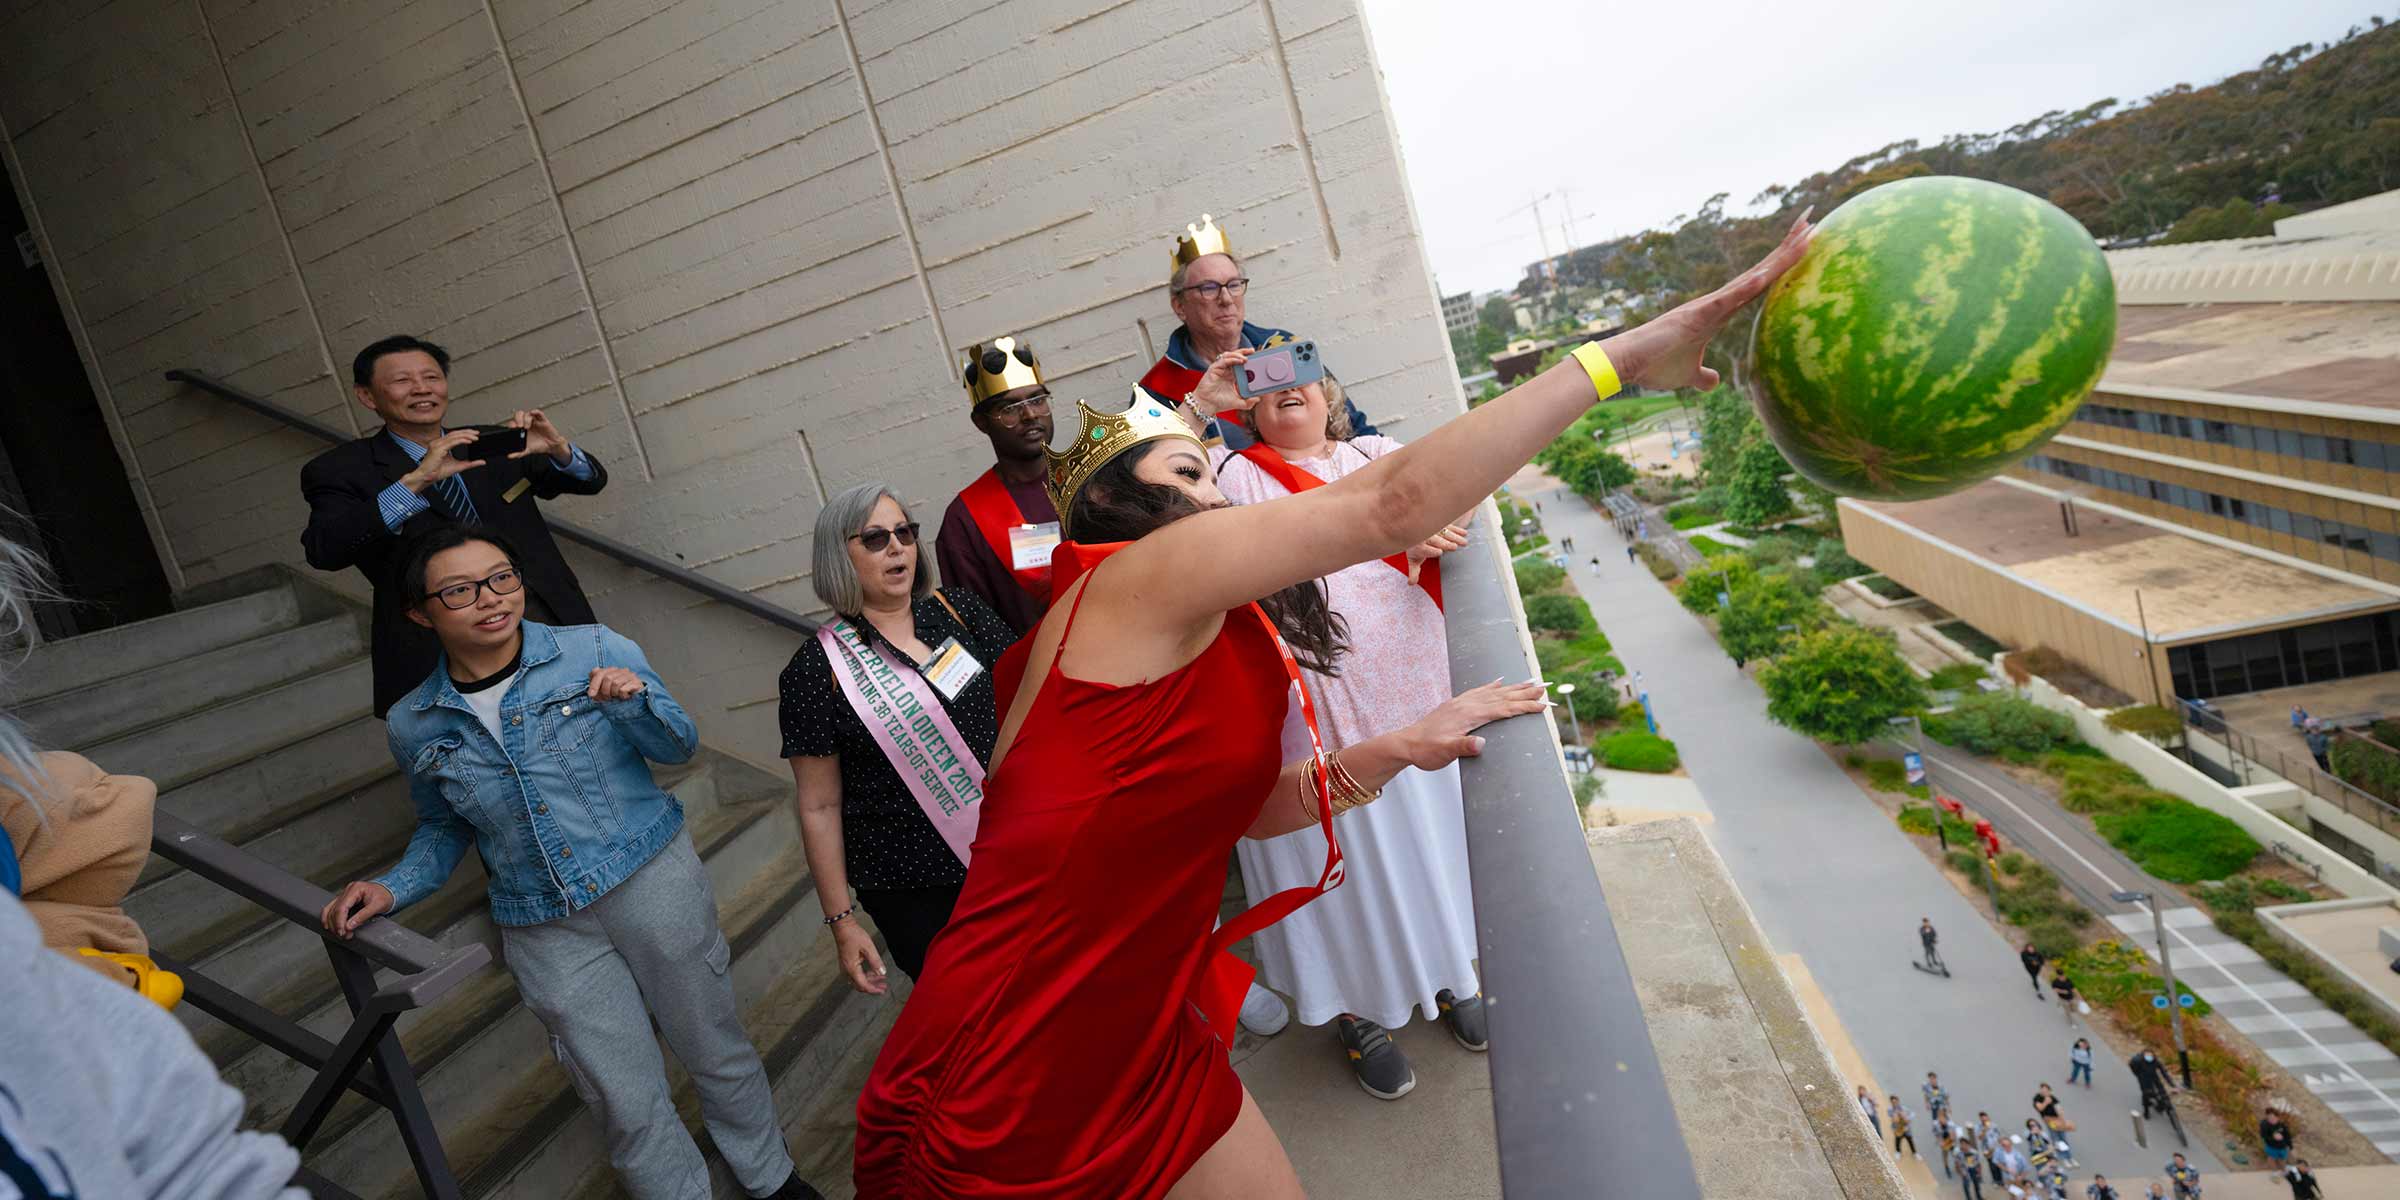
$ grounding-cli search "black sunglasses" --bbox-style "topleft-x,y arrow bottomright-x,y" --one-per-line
426,567 -> 523,610
850,523 -> 921,553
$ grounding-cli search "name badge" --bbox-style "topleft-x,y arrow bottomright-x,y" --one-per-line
1009,521 -> 1060,570
921,637 -> 984,701
502,478 -> 533,504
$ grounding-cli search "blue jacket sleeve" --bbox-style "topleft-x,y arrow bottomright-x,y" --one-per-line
368,727 -> 475,911
596,628 -> 699,765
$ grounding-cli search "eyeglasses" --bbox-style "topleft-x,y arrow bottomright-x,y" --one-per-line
426,567 -> 523,610
1172,277 -> 1249,301
849,523 -> 921,553
985,391 -> 1052,423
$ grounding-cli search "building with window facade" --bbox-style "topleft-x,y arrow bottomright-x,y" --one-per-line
1441,288 -> 1478,333
1841,191 -> 2400,706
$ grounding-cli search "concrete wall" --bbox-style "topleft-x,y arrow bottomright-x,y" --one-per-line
1837,499 -> 2170,703
2007,663 -> 2400,902
0,0 -> 1460,768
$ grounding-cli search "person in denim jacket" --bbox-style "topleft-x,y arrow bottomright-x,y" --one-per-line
320,524 -> 821,1200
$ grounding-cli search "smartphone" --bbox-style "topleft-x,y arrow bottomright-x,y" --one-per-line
1235,340 -> 1324,399
451,424 -> 528,463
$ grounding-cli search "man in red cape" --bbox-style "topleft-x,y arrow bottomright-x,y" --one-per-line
936,337 -> 1062,636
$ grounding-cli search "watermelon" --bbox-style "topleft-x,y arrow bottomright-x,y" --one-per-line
1748,176 -> 2115,500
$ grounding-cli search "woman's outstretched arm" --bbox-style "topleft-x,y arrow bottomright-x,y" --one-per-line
1244,680 -> 1546,839
1117,213 -> 1812,632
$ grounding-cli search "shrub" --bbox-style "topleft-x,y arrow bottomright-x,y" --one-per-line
1859,575 -> 1915,600
1946,849 -> 1986,876
2103,704 -> 2184,746
1598,730 -> 1680,773
2094,799 -> 2261,882
2329,734 -> 2400,804
1811,538 -> 1869,581
1573,774 -> 1604,812
1926,662 -> 1988,692
1938,691 -> 2077,761
1863,758 -> 1931,798
1523,593 -> 1592,637
2022,916 -> 2083,959
1940,814 -> 1977,846
1634,542 -> 1679,580
1895,805 -> 1938,835
1666,501 -> 1720,530
1513,558 -> 1565,599
2062,939 -> 2212,1016
1997,850 -> 2030,876
2044,754 -> 2154,814
1932,619 -> 2006,660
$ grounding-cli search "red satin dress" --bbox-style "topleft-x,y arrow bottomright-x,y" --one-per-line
853,544 -> 1298,1198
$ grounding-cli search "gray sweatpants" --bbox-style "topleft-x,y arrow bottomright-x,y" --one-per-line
500,833 -> 792,1200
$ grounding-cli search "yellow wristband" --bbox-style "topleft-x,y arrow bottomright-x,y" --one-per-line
1570,342 -> 1621,402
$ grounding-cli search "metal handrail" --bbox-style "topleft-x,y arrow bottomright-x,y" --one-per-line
2176,700 -> 2400,837
162,369 -> 819,635
150,810 -> 485,1200
1445,503 -> 1704,1196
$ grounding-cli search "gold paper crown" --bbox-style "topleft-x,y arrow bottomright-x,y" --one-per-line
1172,213 -> 1233,273
960,336 -> 1046,408
1046,388 -> 1203,537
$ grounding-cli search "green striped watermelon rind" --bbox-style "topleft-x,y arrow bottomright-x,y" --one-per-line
1747,176 -> 2116,501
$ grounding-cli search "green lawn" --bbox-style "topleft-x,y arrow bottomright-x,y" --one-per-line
1668,508 -> 1719,530
1688,533 -> 1736,557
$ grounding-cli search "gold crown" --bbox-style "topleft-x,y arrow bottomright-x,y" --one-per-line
1046,388 -> 1203,537
960,336 -> 1046,408
1172,213 -> 1233,273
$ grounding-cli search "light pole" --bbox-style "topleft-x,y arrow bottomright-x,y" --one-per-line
1889,714 -> 1944,849
1555,682 -> 1584,747
2114,889 -> 2194,1089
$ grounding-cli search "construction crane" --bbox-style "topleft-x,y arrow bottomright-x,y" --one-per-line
1500,190 -> 1601,283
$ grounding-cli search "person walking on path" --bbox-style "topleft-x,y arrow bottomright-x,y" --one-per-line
1935,1120 -> 1957,1179
2259,1108 -> 2294,1166
2167,1152 -> 2202,1198
1949,1130 -> 1985,1199
1924,1072 -> 1952,1128
2051,969 -> 2078,1021
2069,1037 -> 2094,1087
2021,942 -> 2049,997
2283,1159 -> 2321,1199
1889,1096 -> 1917,1159
1624,543 -> 1637,564
1589,554 -> 1601,576
1857,1085 -> 1882,1138
2087,1175 -> 2119,1200
2290,705 -> 2310,730
1920,917 -> 1942,970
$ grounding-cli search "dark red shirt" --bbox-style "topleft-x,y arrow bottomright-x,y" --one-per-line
935,473 -> 1058,637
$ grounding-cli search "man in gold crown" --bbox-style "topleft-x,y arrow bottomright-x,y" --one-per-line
935,337 -> 1064,636
1137,213 -> 1377,450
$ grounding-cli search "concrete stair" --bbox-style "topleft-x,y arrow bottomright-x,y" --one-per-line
32,569 -> 880,1199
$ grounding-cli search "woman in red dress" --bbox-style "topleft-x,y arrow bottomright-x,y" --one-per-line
854,215 -> 1813,1198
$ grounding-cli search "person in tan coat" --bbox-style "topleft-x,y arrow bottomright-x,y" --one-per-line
1,750 -> 172,999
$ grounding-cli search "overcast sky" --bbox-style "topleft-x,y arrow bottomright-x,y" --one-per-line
1360,0 -> 2392,295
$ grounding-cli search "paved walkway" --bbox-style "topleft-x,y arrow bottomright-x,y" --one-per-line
1534,482 -> 2225,1187
1916,743 -> 2400,1160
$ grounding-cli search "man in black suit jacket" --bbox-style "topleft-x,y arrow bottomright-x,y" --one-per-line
302,335 -> 609,717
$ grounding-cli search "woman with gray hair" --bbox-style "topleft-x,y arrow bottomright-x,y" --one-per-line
778,482 -> 1016,990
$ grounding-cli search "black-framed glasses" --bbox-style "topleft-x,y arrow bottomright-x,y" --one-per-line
1173,277 -> 1249,301
850,523 -> 921,553
985,391 -> 1052,423
426,568 -> 523,610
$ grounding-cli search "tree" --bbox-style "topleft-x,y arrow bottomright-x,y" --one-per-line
1694,386 -> 1754,490
1716,570 -> 1826,664
1478,295 -> 1517,338
1757,625 -> 1927,745
2159,197 -> 2298,243
1675,552 -> 1760,616
1722,437 -> 1796,527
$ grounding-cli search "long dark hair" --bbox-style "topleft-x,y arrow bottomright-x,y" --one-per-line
1072,444 -> 1349,675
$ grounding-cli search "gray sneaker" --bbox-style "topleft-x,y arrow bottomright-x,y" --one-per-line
1335,1015 -> 1416,1100
1437,988 -> 1490,1052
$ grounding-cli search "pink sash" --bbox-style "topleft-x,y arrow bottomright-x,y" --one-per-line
817,619 -> 985,866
